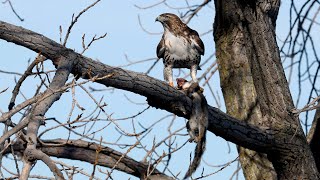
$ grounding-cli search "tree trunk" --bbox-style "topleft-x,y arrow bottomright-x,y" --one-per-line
214,0 -> 319,179
307,103 -> 320,171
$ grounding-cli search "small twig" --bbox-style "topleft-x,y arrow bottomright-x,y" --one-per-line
134,0 -> 165,9
105,141 -> 140,180
63,0 -> 101,46
90,137 -> 103,180
118,56 -> 157,68
10,142 -> 20,177
138,15 -> 162,35
0,87 -> 8,94
81,33 -> 107,54
194,156 -> 239,180
142,126 -> 185,162
9,54 -> 46,110
145,59 -> 160,74
292,96 -> 320,114
59,26 -> 63,44
2,0 -> 24,21
182,0 -> 212,24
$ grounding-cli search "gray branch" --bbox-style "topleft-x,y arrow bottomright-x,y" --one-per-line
5,139 -> 173,180
20,56 -> 74,179
0,20 -> 273,153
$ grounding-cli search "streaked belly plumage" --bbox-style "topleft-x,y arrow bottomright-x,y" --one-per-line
163,31 -> 200,69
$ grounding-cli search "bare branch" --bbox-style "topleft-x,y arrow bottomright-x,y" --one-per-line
134,0 -> 165,9
9,54 -> 46,110
0,20 -> 275,153
81,33 -> 107,54
183,0 -> 212,24
0,87 -> 8,94
138,15 -> 162,35
292,96 -> 320,114
20,56 -> 74,178
2,0 -> 24,21
63,0 -> 102,46
4,139 -> 173,179
25,148 -> 65,179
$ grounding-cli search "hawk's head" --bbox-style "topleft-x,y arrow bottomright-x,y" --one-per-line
155,13 -> 184,31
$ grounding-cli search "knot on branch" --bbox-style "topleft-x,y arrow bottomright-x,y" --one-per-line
24,148 -> 37,162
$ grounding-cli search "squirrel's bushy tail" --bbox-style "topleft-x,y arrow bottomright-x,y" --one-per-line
183,135 -> 206,179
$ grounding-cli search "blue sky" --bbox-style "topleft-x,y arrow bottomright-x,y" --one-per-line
0,0 -> 315,179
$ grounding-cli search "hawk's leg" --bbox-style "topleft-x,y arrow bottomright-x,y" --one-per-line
190,65 -> 198,82
164,64 -> 174,87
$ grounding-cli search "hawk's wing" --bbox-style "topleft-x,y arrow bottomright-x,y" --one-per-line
190,30 -> 205,56
156,37 -> 165,59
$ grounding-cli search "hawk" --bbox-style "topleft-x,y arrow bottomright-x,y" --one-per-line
156,13 -> 205,87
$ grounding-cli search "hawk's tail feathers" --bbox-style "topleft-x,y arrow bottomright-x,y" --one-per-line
183,135 -> 206,179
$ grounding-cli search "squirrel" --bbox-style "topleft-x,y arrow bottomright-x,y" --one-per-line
176,78 -> 208,179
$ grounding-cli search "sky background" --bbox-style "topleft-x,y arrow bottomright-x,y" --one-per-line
0,0 -> 317,179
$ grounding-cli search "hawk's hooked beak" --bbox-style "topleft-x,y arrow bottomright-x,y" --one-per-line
155,16 -> 160,22
156,16 -> 163,23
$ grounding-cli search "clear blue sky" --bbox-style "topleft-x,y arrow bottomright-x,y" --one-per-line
0,0 -> 312,179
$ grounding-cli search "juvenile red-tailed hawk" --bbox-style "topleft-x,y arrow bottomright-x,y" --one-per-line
156,13 -> 205,87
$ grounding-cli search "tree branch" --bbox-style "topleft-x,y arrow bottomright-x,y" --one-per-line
21,56 -> 73,179
5,139 -> 173,180
307,100 -> 320,171
24,148 -> 65,179
0,20 -> 272,155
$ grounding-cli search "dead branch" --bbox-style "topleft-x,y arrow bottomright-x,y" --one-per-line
2,0 -> 24,21
62,0 -> 102,46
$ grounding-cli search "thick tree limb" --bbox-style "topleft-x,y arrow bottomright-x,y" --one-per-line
5,139 -> 173,180
307,101 -> 320,171
0,21 -> 274,154
24,148 -> 64,180
20,56 -> 73,179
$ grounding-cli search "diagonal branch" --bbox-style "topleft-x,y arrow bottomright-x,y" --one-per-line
0,20 -> 273,154
20,56 -> 74,180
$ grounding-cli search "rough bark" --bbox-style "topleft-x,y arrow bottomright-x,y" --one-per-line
307,103 -> 320,171
214,0 -> 319,179
214,0 -> 276,179
4,139 -> 173,180
21,56 -> 74,180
